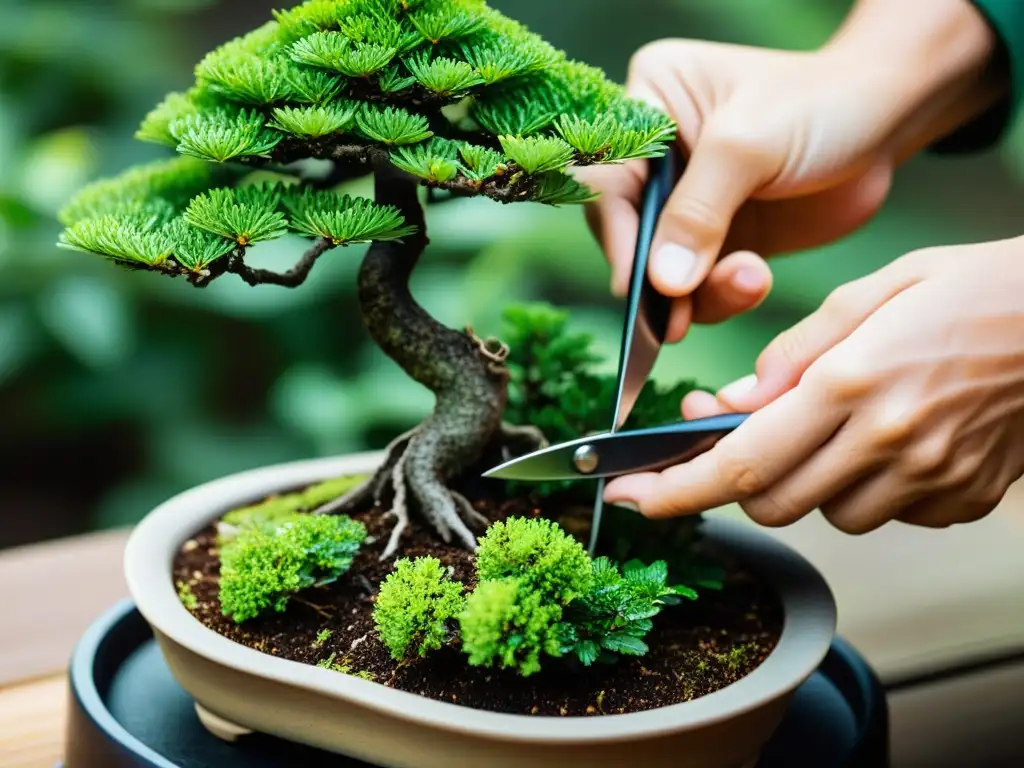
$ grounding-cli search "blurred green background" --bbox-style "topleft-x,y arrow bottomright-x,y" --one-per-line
3,0 -> 1023,548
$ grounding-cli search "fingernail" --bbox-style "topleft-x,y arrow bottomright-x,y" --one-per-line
719,373 -> 758,403
652,244 -> 698,292
610,500 -> 641,513
732,267 -> 764,294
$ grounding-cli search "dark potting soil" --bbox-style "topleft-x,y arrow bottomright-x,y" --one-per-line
173,495 -> 783,717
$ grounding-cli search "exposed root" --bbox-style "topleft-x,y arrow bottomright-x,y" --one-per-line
380,450 -> 412,560
499,421 -> 549,460
312,426 -> 419,516
413,474 -> 478,552
293,596 -> 334,619
451,489 -> 490,529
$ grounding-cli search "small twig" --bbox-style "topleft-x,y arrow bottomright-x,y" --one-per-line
294,596 -> 335,619
228,238 -> 334,288
355,574 -> 377,597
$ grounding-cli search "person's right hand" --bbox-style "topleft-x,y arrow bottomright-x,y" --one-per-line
577,0 -> 1002,343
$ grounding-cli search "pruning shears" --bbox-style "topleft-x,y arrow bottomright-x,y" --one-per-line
483,146 -> 750,554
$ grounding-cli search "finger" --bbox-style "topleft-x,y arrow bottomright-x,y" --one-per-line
604,381 -> 846,517
896,456 -> 1008,528
739,422 -> 878,527
577,162 -> 648,296
716,260 -> 926,412
648,121 -> 779,298
680,389 -> 728,420
666,245 -> 773,345
896,498 -> 997,528
665,296 -> 693,344
720,161 -> 893,258
819,471 -> 924,534
690,250 -> 773,325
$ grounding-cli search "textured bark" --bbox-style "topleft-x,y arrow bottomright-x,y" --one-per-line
316,161 -> 541,556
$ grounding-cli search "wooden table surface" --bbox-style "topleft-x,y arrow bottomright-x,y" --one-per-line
2,485 -> 1023,768
0,528 -> 130,768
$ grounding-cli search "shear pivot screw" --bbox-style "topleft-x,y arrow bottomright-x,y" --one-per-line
573,445 -> 600,474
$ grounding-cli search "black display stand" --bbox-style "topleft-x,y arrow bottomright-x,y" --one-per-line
61,600 -> 889,767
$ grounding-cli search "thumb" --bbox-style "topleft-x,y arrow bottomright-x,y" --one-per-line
649,123 -> 778,297
718,261 -> 927,410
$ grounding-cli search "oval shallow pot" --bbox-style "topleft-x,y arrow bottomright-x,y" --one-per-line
124,452 -> 836,768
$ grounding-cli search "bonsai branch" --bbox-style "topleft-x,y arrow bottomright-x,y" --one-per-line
227,238 -> 334,287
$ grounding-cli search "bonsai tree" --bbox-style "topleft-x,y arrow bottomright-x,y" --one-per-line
57,0 -> 675,558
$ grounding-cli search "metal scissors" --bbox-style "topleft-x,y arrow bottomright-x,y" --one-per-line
484,146 -> 750,554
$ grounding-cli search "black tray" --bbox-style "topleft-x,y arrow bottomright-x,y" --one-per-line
62,599 -> 888,767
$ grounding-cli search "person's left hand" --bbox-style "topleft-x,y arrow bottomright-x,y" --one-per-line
604,236 -> 1024,532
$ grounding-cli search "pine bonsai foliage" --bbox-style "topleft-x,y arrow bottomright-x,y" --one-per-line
57,0 -> 676,558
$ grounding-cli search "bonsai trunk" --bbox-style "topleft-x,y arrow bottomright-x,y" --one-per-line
316,162 -> 544,557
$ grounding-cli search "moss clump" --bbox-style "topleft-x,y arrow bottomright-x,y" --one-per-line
176,581 -> 198,611
458,517 -> 590,676
373,556 -> 465,660
219,513 -> 366,623
474,516 -> 591,603
312,628 -> 333,648
217,474 -> 367,544
713,642 -> 759,673
459,577 -> 567,676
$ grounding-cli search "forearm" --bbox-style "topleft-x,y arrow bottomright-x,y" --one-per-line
822,0 -> 1007,161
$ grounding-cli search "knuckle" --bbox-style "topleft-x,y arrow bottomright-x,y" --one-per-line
702,120 -> 770,162
943,451 -> 984,488
742,493 -> 804,527
820,283 -> 860,321
901,438 -> 950,479
971,483 -> 1007,512
803,354 -> 872,404
867,402 -> 920,448
716,454 -> 766,496
628,40 -> 682,79
667,195 -> 730,239
824,509 -> 877,536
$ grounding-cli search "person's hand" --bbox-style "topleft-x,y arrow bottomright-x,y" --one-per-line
577,0 -> 1002,343
604,237 -> 1024,532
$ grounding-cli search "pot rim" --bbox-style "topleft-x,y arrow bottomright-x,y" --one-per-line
124,452 -> 836,744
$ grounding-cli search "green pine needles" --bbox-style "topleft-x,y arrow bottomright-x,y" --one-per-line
57,0 -> 675,282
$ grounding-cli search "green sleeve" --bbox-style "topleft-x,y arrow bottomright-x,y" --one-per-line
930,0 -> 1024,154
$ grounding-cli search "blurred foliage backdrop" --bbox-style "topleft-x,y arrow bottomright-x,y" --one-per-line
3,0 -> 1024,548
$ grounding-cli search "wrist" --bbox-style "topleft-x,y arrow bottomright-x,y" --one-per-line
821,0 -> 1006,158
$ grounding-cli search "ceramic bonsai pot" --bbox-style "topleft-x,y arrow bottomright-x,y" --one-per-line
124,451 -> 836,768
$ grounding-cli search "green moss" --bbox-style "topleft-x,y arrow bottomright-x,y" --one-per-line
176,581 -> 198,611
374,556 -> 465,660
459,577 -> 567,677
218,513 -> 366,623
712,643 -> 759,673
475,516 -> 591,603
218,474 -> 367,545
312,628 -> 333,649
316,652 -> 376,682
